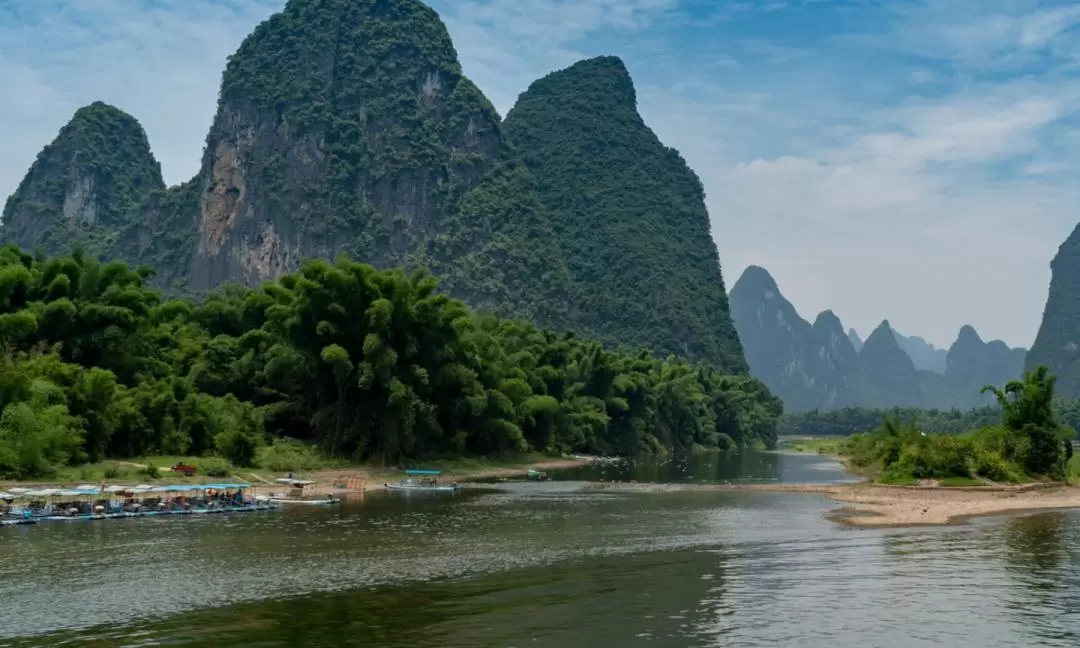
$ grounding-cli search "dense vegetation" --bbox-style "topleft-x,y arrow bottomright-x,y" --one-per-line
780,398 -> 1080,437
503,56 -> 747,373
1,102 -> 165,258
835,368 -> 1075,483
0,245 -> 781,479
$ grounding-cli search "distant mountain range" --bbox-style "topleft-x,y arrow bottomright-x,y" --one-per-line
730,265 -> 1027,412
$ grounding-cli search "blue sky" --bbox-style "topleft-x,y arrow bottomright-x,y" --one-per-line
3,0 -> 1079,350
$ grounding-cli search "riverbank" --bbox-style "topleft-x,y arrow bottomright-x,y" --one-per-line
584,480 -> 1080,527
0,455 -> 597,495
291,456 -> 595,495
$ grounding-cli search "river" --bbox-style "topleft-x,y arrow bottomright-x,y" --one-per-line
2,451 -> 1079,647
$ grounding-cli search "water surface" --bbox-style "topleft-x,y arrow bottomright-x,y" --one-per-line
3,451 -> 1079,647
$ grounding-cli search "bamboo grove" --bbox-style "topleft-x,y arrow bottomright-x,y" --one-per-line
0,245 -> 782,477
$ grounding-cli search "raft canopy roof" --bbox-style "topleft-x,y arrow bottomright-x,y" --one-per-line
2,483 -> 251,499
405,469 -> 441,475
275,478 -> 314,486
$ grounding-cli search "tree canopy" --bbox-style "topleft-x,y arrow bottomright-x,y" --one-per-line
0,244 -> 781,478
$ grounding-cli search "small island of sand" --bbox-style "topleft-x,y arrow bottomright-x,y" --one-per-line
584,481 -> 1080,527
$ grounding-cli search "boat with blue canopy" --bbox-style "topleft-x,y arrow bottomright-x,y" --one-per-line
0,482 -> 278,526
385,469 -> 460,492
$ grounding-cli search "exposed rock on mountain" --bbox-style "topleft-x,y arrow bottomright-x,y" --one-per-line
1028,222 -> 1080,398
1,0 -> 747,374
2,102 -> 164,256
503,56 -> 745,371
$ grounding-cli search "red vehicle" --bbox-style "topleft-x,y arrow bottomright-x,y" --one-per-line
170,462 -> 197,476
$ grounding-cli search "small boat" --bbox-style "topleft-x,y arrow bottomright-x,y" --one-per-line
527,469 -> 548,481
0,483 -> 277,527
385,469 -> 460,492
257,478 -> 340,505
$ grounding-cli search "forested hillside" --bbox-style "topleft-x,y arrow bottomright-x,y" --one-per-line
2,0 -> 747,374
0,245 -> 781,478
503,56 -> 745,373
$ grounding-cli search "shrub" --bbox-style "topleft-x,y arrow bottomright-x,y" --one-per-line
196,457 -> 230,478
140,464 -> 160,480
216,428 -> 260,468
103,465 -> 121,479
258,438 -> 324,472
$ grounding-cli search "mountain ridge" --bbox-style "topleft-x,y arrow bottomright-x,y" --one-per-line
730,266 -> 1027,411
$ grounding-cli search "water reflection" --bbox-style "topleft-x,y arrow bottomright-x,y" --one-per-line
5,461 -> 1080,647
551,448 -> 853,484
1000,513 -> 1080,646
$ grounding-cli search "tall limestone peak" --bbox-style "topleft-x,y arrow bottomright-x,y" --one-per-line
503,55 -> 745,372
735,265 -> 780,294
1028,211 -> 1080,396
188,0 -> 506,290
2,102 -> 164,255
944,324 -> 1026,407
813,310 -> 858,370
848,319 -> 925,408
729,268 -> 848,410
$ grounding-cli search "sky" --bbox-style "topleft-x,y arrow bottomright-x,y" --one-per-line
2,0 -> 1079,350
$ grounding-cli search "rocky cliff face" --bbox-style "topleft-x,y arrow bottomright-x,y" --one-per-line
1028,222 -> 1080,397
503,56 -> 745,371
2,102 -> 164,256
186,0 -> 504,290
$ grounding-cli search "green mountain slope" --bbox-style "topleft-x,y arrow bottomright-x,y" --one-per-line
1028,222 -> 1080,397
503,56 -> 745,372
2,102 -> 165,256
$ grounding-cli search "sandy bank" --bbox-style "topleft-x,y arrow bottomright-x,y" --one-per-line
583,481 -> 1080,527
258,456 -> 595,496
1,457 -> 596,497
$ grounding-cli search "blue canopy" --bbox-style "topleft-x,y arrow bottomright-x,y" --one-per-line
405,469 -> 441,476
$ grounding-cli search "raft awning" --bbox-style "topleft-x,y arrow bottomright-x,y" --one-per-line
405,470 -> 441,475
275,478 -> 313,486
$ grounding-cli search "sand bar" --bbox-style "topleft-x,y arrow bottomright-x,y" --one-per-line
583,481 -> 1080,527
